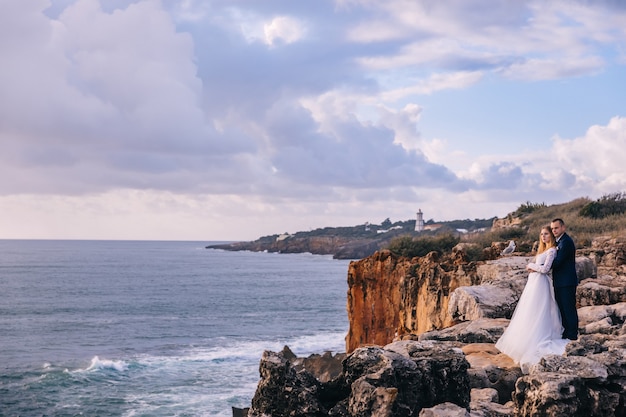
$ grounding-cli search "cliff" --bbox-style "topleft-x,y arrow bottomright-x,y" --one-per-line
346,242 -> 602,352
244,236 -> 626,416
345,248 -> 480,353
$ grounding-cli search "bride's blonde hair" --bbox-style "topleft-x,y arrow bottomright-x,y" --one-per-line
537,225 -> 557,254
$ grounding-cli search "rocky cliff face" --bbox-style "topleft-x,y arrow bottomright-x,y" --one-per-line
345,239 -> 610,353
245,236 -> 626,417
346,248 -> 480,353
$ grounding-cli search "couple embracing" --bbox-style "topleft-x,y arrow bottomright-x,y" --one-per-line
495,218 -> 579,373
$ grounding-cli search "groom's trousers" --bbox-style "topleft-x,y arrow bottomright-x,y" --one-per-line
554,285 -> 578,340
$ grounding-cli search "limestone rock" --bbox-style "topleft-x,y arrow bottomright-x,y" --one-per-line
470,388 -> 515,417
591,236 -> 626,269
293,350 -> 347,383
461,343 -> 522,405
475,257 -> 530,284
448,284 -> 519,321
417,318 -> 509,344
248,349 -> 326,417
346,250 -> 479,353
247,235 -> 626,416
345,250 -> 411,352
418,402 -> 470,417
248,341 -> 471,417
577,275 -> 626,306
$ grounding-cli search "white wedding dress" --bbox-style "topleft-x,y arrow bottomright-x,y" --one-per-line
495,247 -> 569,373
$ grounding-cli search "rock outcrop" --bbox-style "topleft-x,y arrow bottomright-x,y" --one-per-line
245,236 -> 626,416
248,341 -> 471,417
347,249 -> 597,351
346,249 -> 480,353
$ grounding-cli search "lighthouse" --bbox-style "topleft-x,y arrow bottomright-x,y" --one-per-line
415,209 -> 425,232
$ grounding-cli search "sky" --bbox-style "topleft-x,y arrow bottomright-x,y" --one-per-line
1,0 -> 626,241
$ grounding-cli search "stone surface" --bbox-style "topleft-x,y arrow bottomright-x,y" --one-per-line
248,341 -> 471,417
346,250 -> 479,353
247,237 -> 626,417
347,250 -> 597,353
418,402 -> 470,417
470,388 -> 514,417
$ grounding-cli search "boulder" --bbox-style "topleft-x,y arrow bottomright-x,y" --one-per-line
448,284 -> 520,321
577,275 -> 626,307
248,340 -> 471,417
417,318 -> 509,344
248,349 -> 326,417
461,343 -> 522,404
418,402 -> 470,417
469,388 -> 514,417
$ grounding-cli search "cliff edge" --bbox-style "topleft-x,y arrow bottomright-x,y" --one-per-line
245,236 -> 626,416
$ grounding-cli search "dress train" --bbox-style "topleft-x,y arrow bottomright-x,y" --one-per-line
495,248 -> 569,372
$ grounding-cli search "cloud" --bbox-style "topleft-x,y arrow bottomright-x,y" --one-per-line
0,0 -> 256,195
344,0 -> 622,85
553,116 -> 626,192
1,0 -> 626,239
451,116 -> 626,206
264,16 -> 306,46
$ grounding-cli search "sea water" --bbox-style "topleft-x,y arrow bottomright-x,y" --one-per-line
0,240 -> 351,416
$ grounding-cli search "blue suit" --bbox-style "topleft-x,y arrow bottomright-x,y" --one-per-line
552,232 -> 579,339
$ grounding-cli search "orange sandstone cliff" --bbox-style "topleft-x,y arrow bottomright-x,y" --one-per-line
345,249 -> 480,353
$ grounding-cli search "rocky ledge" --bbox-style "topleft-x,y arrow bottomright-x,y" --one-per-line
243,236 -> 626,416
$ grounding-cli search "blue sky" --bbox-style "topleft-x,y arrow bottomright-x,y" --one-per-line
1,0 -> 625,241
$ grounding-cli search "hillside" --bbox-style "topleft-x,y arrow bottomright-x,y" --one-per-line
207,193 -> 626,260
206,217 -> 495,259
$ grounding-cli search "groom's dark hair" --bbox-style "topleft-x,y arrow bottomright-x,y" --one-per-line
552,218 -> 565,226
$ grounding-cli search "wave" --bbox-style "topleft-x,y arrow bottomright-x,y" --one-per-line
2,330 -> 347,417
78,355 -> 129,373
119,330 -> 348,416
174,330 -> 347,363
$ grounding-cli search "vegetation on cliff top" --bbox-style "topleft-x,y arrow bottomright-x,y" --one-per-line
386,193 -> 626,260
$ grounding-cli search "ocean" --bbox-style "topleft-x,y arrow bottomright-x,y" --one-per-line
0,240 -> 352,416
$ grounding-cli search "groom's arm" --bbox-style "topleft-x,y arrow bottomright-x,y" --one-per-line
552,235 -> 575,270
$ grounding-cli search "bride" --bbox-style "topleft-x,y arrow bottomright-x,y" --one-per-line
495,225 -> 570,372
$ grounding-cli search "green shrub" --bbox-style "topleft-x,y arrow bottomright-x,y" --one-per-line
580,192 -> 626,219
514,201 -> 547,216
387,233 -> 460,258
464,244 -> 486,262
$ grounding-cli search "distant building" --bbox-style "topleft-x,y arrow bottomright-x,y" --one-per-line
377,225 -> 403,234
424,224 -> 442,231
415,209 -> 425,232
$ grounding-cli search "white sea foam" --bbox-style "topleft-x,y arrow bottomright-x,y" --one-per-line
172,330 -> 347,363
117,330 -> 347,417
81,356 -> 129,372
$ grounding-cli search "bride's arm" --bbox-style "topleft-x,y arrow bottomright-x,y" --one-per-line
527,248 -> 557,273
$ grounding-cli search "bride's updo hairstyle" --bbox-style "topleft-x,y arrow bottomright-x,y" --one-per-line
537,225 -> 557,254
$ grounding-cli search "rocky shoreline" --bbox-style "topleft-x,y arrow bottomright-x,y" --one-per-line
206,230 -> 412,260
241,236 -> 626,416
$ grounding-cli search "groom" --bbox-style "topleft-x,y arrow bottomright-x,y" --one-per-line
550,218 -> 579,340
